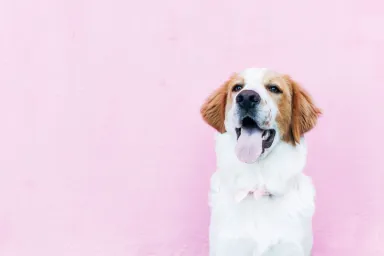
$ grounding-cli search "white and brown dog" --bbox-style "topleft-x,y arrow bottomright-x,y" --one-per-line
200,68 -> 321,256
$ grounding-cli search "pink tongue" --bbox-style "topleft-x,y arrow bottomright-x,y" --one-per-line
235,129 -> 263,163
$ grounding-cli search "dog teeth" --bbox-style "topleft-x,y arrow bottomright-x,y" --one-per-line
262,131 -> 269,140
236,128 -> 241,139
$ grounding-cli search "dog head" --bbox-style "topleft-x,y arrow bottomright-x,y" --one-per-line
201,68 -> 321,163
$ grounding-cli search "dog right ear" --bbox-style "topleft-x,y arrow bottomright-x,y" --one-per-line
200,82 -> 228,133
286,76 -> 322,144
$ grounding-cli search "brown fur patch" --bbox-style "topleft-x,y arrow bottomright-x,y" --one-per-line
200,74 -> 243,133
276,86 -> 294,143
284,75 -> 322,144
263,76 -> 294,143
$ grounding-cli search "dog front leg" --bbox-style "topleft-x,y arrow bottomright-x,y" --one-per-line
262,242 -> 305,256
212,237 -> 258,256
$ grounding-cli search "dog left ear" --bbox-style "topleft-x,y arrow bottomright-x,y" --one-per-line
285,76 -> 322,144
200,81 -> 228,133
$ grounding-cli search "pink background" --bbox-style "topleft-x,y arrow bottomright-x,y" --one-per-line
0,0 -> 383,255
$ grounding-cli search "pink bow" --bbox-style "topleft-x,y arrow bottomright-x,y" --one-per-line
235,187 -> 269,202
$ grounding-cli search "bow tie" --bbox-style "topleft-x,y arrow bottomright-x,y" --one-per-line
235,187 -> 271,202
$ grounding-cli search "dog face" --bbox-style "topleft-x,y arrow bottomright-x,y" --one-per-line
201,68 -> 321,163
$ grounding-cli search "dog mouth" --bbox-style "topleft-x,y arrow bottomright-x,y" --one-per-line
235,117 -> 276,148
234,117 -> 276,163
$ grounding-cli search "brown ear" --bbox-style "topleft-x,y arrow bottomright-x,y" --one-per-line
288,76 -> 322,143
200,82 -> 228,133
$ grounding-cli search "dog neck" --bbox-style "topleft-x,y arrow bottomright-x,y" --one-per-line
213,132 -> 308,196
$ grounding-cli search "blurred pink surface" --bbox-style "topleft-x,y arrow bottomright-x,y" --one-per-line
0,0 -> 383,255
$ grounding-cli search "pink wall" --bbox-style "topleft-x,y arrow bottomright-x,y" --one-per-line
0,0 -> 383,255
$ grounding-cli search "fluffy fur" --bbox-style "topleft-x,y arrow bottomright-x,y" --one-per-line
201,68 -> 321,256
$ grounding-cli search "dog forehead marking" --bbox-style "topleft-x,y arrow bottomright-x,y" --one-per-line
240,68 -> 269,85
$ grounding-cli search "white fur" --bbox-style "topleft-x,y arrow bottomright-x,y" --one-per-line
208,68 -> 316,256
209,133 -> 315,256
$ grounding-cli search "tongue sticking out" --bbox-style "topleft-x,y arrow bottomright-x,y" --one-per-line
235,128 -> 263,164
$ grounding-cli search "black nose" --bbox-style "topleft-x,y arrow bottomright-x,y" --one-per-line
236,90 -> 261,110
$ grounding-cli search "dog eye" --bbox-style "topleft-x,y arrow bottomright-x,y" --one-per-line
266,84 -> 282,94
232,84 -> 243,92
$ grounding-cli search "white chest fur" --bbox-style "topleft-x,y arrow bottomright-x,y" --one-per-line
209,133 -> 315,256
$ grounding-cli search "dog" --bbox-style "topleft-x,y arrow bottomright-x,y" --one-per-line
200,68 -> 321,256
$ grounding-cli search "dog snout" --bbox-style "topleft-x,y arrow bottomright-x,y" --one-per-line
236,90 -> 261,111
